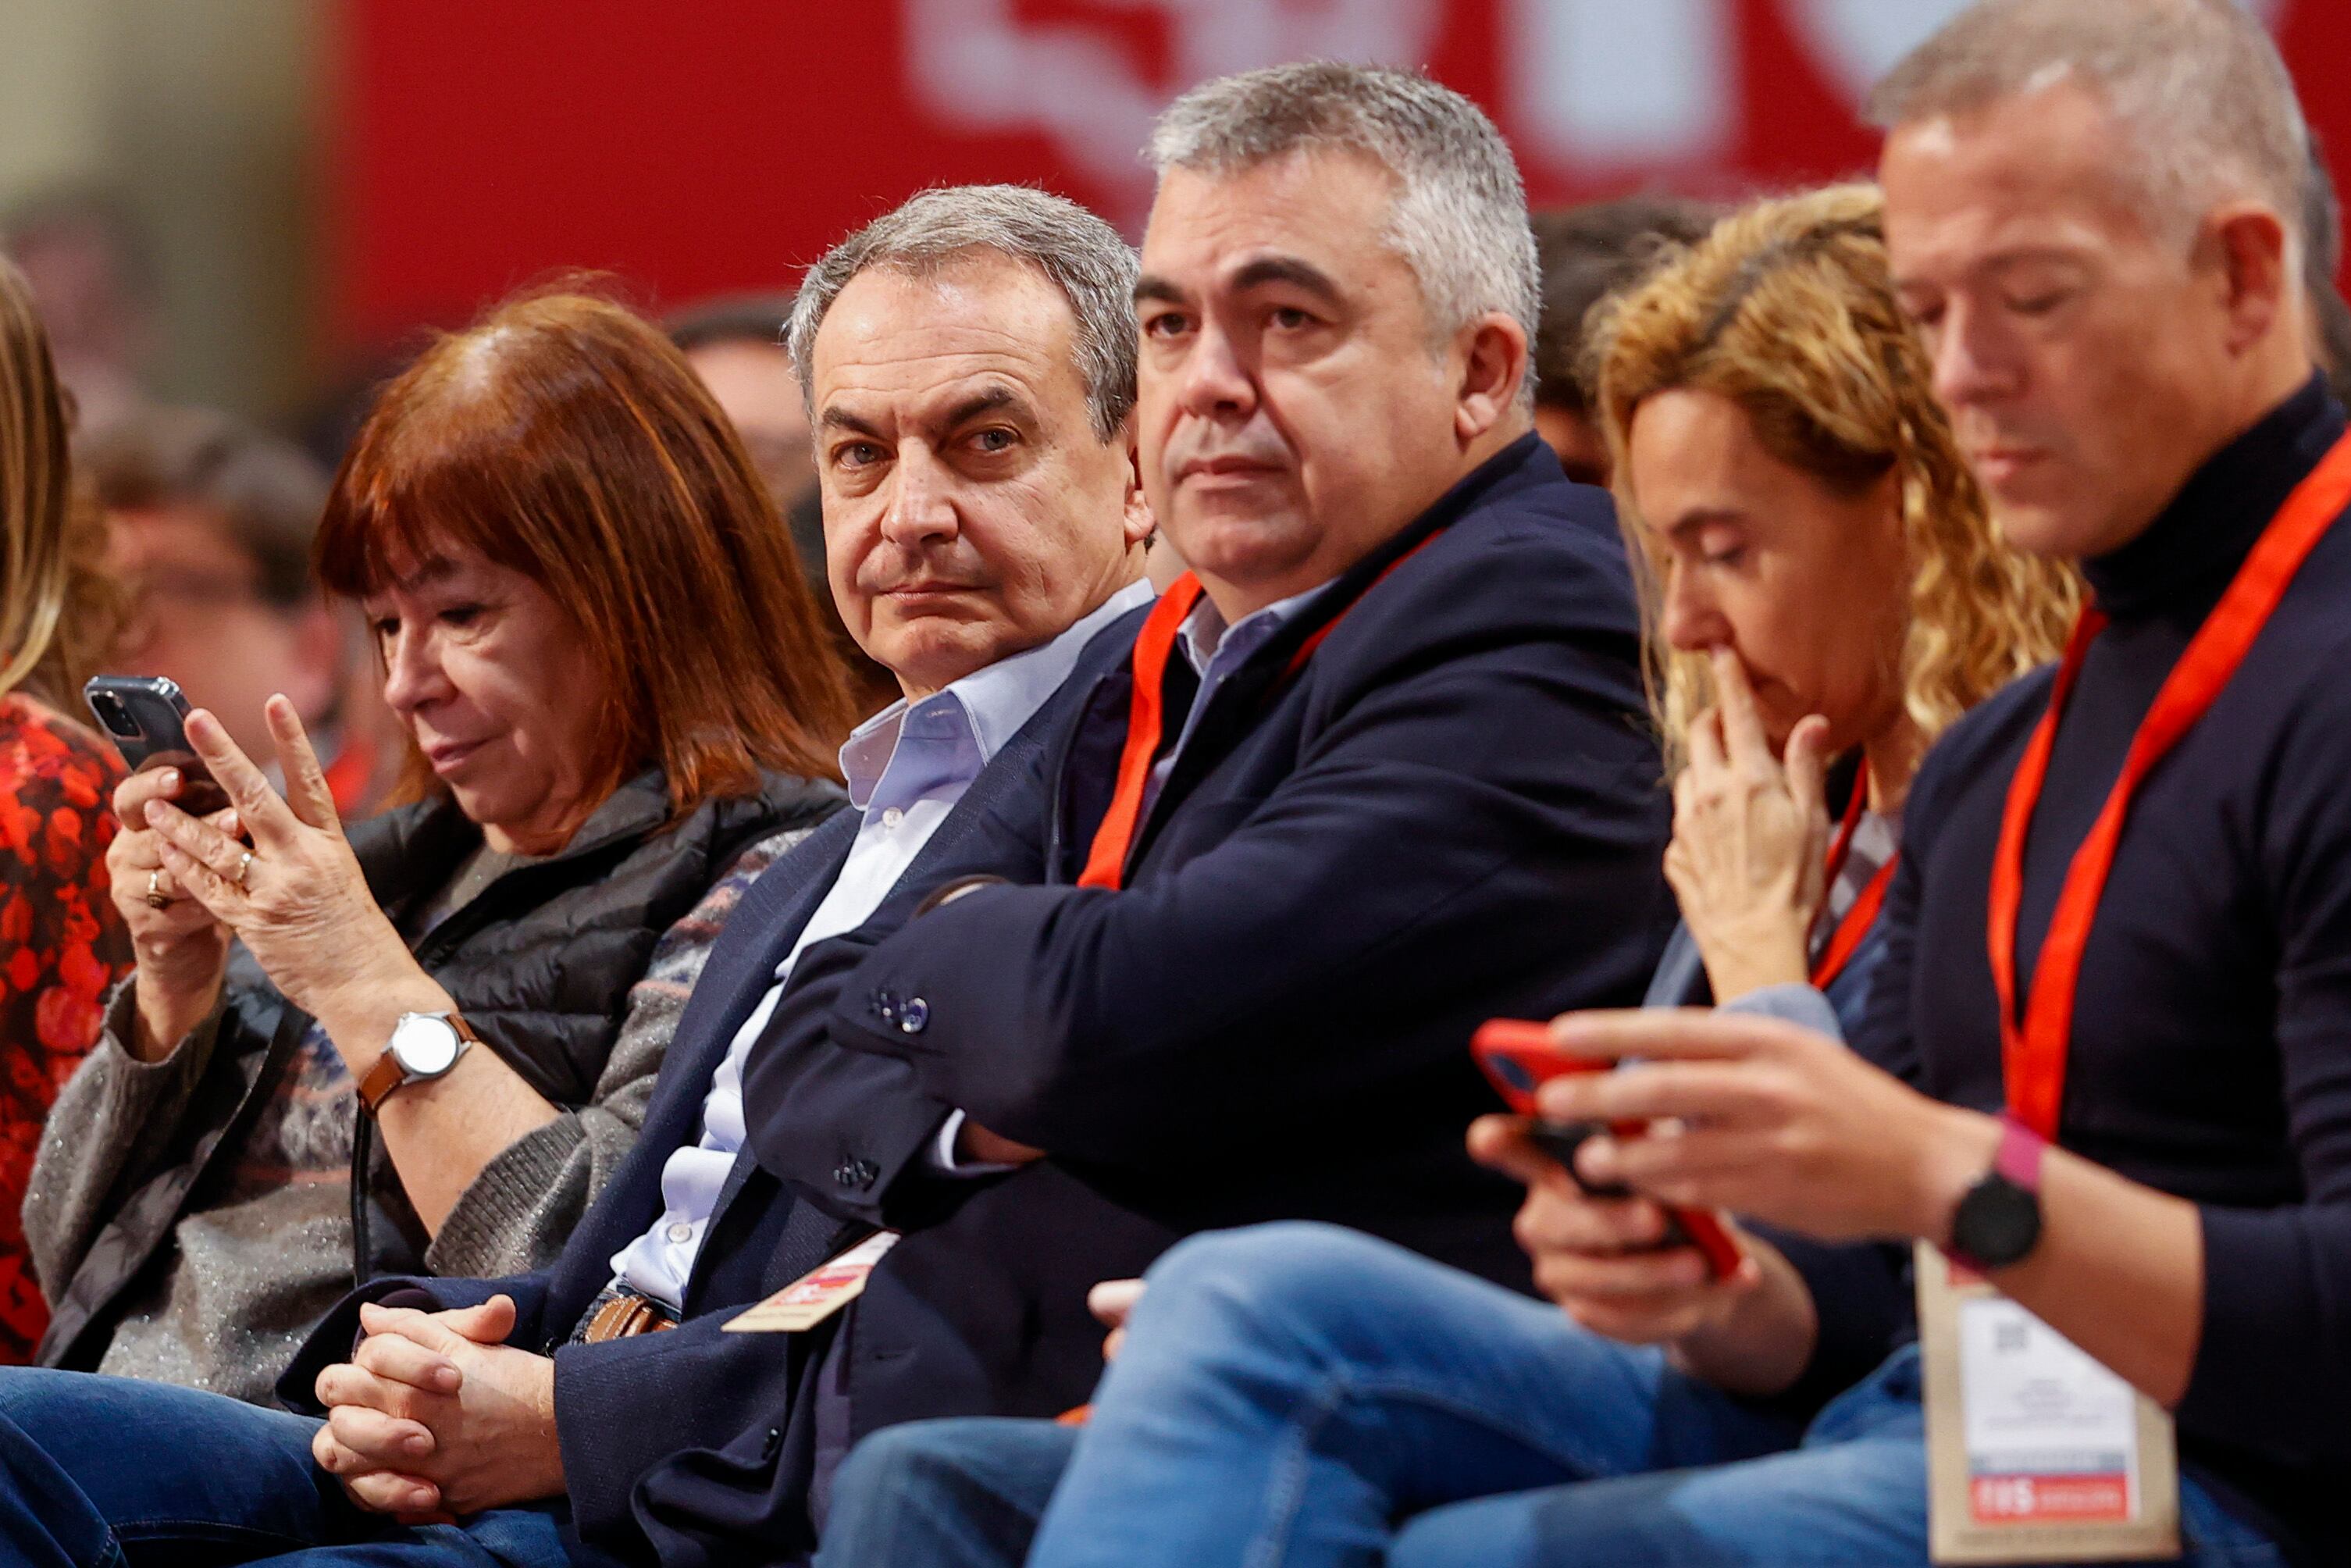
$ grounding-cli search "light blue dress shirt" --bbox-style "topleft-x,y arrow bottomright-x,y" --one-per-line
1138,579 -> 1335,821
608,579 -> 1154,1308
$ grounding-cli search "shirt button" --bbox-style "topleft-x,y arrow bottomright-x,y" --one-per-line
666,1221 -> 694,1245
881,807 -> 905,830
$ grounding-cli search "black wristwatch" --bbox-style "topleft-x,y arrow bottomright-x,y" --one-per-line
1947,1116 -> 2046,1271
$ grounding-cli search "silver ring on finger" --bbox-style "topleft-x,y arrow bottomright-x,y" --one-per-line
145,867 -> 176,911
233,849 -> 255,886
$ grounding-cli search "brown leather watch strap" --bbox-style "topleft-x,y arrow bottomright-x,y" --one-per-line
356,1050 -> 405,1117
357,1010 -> 482,1117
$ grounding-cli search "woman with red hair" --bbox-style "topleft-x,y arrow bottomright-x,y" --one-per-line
27,289 -> 855,1403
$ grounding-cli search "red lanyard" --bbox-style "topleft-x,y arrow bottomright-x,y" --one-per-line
1078,543 -> 1433,891
1987,429 -> 2351,1140
1077,576 -> 1204,889
1811,763 -> 1896,991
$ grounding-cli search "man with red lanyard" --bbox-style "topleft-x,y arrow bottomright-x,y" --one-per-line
808,4 -> 2343,1566
1533,5 -> 2351,1559
730,59 -> 1675,1531
1501,2 -> 2338,1561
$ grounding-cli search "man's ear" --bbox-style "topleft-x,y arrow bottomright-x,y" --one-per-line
2206,203 -> 2294,358
1119,417 -> 1156,551
1454,312 -> 1530,446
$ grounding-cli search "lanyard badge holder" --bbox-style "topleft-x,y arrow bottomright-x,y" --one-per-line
1918,1232 -> 2181,1563
1922,427 -> 2351,1563
725,1231 -> 901,1334
1918,1122 -> 2178,1561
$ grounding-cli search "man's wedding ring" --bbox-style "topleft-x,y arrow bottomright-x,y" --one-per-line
144,868 -> 174,910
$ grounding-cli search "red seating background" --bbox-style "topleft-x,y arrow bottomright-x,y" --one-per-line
332,0 -> 2351,351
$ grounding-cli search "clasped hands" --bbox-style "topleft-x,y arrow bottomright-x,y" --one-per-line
311,1295 -> 565,1521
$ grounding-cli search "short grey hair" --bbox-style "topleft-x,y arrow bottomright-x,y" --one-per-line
1869,0 -> 2312,272
786,184 -> 1139,441
1149,62 -> 1540,405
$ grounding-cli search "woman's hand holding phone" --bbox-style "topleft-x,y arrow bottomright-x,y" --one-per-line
140,697 -> 434,1054
108,767 -> 244,1060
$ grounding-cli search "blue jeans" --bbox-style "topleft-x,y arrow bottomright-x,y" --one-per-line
0,1367 -> 607,1566
818,1224 -> 2284,1568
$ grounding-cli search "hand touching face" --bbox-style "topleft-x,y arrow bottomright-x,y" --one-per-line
1664,653 -> 1836,1003
1626,386 -> 1911,758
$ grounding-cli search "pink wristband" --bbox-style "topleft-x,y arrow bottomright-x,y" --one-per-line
1994,1112 -> 2048,1192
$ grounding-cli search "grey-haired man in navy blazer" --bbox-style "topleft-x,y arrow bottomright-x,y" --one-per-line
752,59 -> 1679,1563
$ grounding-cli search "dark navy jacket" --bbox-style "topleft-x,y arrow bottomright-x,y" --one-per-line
279,624 -> 1136,1568
730,435 -> 1676,1520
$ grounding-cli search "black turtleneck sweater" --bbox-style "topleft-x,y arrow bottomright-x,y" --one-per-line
1842,376 -> 2351,1565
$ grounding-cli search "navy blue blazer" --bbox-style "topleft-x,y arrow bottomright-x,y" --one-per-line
279,624 -> 1135,1568
725,437 -> 1676,1530
752,434 -> 1672,1276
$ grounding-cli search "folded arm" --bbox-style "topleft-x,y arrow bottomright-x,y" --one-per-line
740,731 -> 1065,1228
829,644 -> 1667,1169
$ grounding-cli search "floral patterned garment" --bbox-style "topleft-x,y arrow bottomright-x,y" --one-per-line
0,694 -> 131,1360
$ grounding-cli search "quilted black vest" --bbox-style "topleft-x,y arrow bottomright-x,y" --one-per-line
350,767 -> 844,1279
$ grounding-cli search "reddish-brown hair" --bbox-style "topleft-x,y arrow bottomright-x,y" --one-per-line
317,287 -> 857,815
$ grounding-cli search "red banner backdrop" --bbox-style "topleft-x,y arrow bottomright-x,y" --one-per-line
335,0 -> 2351,351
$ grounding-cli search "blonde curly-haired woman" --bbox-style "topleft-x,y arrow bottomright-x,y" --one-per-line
1595,183 -> 2076,1024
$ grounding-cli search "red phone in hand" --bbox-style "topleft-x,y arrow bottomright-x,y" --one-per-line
1471,1019 -> 1744,1280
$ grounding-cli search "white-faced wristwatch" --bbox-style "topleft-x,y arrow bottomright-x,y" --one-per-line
358,1010 -> 480,1117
